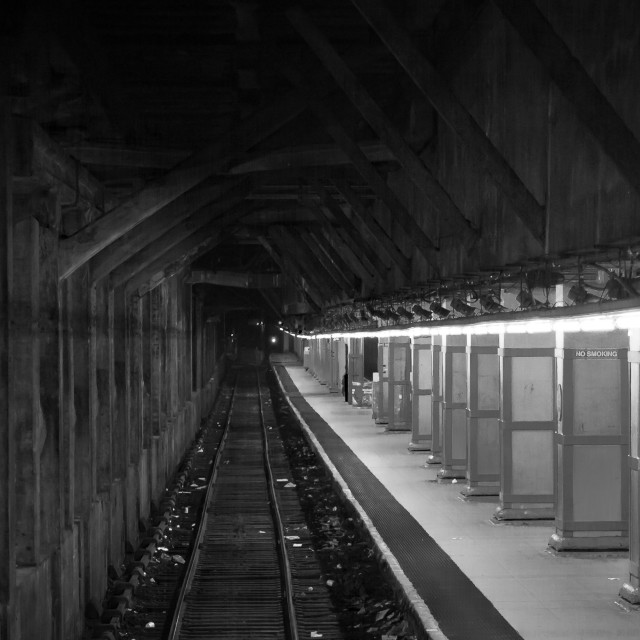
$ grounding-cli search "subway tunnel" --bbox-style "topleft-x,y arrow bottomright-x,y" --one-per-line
2,0 -> 640,637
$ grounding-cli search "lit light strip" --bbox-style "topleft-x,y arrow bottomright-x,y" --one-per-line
286,307 -> 640,340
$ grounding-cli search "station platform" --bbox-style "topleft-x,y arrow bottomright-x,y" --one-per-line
270,352 -> 640,640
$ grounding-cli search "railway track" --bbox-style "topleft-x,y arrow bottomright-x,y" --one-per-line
166,366 -> 342,640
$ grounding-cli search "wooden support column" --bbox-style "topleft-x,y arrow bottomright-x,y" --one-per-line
438,334 -> 468,480
496,331 -> 556,521
0,98 -> 15,640
13,212 -> 41,566
621,329 -> 640,604
409,337 -> 433,452
387,337 -> 411,432
426,335 -> 443,465
549,331 -> 629,551
462,334 -> 501,498
149,285 -> 165,501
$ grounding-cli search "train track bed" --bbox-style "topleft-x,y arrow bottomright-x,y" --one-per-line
105,365 -> 420,640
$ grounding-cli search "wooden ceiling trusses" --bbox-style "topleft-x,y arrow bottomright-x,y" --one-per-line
278,52 -> 441,272
348,0 -> 546,244
58,88 -> 310,279
286,6 -> 477,244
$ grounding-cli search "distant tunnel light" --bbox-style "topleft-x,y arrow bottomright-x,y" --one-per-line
270,336 -> 277,343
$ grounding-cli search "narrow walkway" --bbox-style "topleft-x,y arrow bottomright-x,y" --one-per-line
271,354 -> 639,640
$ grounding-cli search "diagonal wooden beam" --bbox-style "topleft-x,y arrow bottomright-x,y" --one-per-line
271,225 -> 336,302
228,141 -> 395,175
330,175 -> 412,280
302,226 -> 361,290
297,196 -> 379,285
493,0 -> 640,200
296,229 -> 355,295
306,180 -> 391,281
58,89 -> 310,279
90,178 -> 249,282
287,6 -> 476,241
125,220 -> 246,297
276,53 -> 441,271
317,221 -> 379,291
348,0 -> 545,244
109,200 -> 250,289
257,235 -> 322,310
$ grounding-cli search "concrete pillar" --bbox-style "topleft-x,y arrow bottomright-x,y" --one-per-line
621,328 -> 640,603
348,337 -> 364,406
426,334 -> 443,465
409,337 -> 433,451
374,337 -> 389,425
495,331 -> 556,521
438,334 -> 467,480
462,334 -> 500,497
549,330 -> 629,551
387,337 -> 411,431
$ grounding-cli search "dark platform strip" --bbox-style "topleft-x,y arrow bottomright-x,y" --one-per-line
275,364 -> 523,640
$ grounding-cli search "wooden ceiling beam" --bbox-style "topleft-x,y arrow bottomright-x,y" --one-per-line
227,140 -> 395,175
110,200 -> 251,289
64,144 -> 190,169
287,6 -> 477,242
330,175 -> 412,281
296,229 -> 355,295
305,181 -> 391,281
130,225 -> 236,298
257,235 -> 322,311
317,221 -> 378,291
90,178 -> 249,281
494,0 -> 640,201
302,226 -> 361,291
297,195 -> 379,285
270,225 -> 336,302
349,0 -> 545,244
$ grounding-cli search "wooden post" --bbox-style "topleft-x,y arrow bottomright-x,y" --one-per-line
12,213 -> 42,566
0,84 -> 16,640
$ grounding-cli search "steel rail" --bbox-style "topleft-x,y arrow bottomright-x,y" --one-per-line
256,367 -> 300,640
165,374 -> 238,640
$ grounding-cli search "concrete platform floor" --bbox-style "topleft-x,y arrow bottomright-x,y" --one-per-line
272,354 -> 640,640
